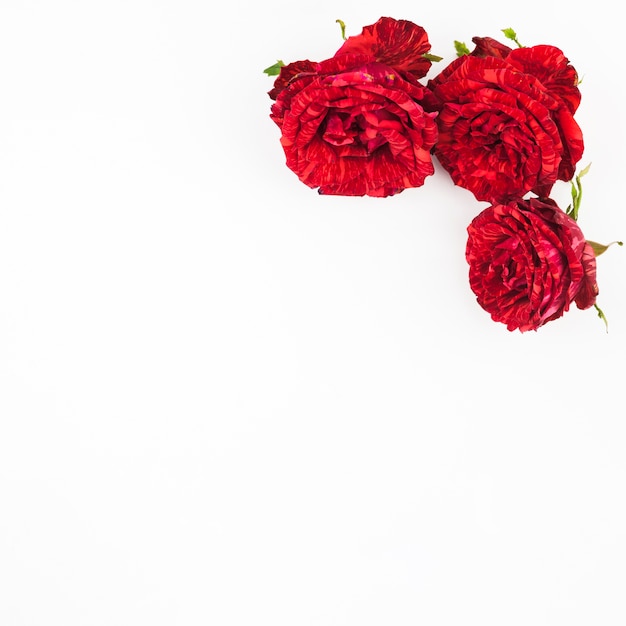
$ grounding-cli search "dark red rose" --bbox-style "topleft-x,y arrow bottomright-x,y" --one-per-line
428,42 -> 583,203
466,197 -> 598,331
334,16 -> 433,80
268,18 -> 438,197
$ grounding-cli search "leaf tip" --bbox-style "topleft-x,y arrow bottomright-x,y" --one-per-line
501,27 -> 523,47
263,60 -> 285,76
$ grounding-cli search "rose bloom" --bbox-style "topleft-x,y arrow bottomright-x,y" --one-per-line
466,197 -> 598,332
269,18 -> 438,197
428,39 -> 584,203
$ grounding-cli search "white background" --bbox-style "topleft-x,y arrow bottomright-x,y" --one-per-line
1,1 -> 624,624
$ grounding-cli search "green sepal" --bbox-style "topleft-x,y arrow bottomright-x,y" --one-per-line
423,52 -> 443,62
454,40 -> 471,56
263,60 -> 285,76
587,240 -> 624,257
336,19 -> 347,40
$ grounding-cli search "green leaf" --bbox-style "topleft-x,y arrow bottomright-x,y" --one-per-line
454,40 -> 471,56
501,27 -> 517,40
587,240 -> 624,257
336,19 -> 347,40
423,52 -> 443,62
263,60 -> 285,76
502,27 -> 523,47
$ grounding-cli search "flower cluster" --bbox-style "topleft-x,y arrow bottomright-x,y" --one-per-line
265,17 -> 620,332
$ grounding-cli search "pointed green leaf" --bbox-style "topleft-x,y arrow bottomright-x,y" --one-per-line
454,40 -> 471,56
587,240 -> 624,257
263,60 -> 285,76
422,52 -> 443,62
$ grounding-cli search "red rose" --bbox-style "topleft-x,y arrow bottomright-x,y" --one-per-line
269,18 -> 438,197
334,17 -> 433,80
466,197 -> 598,332
428,42 -> 583,203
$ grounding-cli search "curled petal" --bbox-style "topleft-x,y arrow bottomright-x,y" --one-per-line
471,36 -> 512,59
268,60 -> 319,101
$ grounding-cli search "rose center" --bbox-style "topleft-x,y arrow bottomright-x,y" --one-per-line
321,111 -> 359,146
469,111 -> 509,147
321,108 -> 404,154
